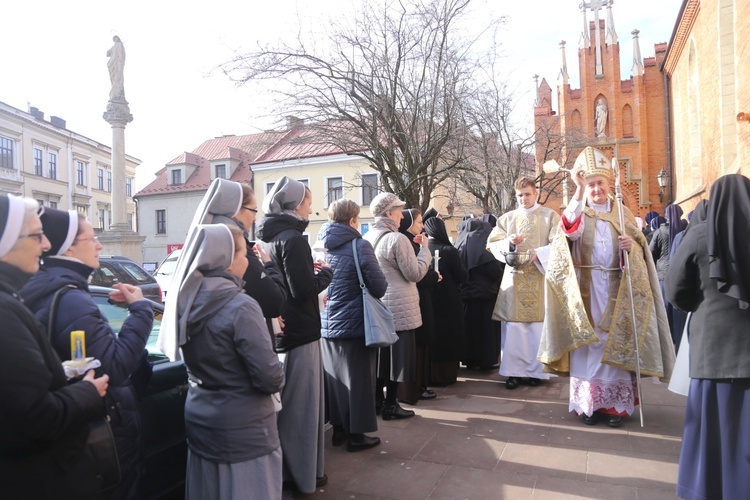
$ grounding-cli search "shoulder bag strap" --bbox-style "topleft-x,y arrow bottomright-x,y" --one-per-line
352,239 -> 366,290
47,284 -> 78,341
372,230 -> 389,251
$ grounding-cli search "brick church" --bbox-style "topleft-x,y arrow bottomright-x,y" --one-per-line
533,1 -> 669,217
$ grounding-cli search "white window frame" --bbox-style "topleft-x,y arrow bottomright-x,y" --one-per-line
76,161 -> 87,186
324,175 -> 343,207
48,151 -> 57,179
34,147 -> 44,176
360,173 -> 379,206
0,135 -> 16,170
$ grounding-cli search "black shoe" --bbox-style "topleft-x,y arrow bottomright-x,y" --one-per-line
346,434 -> 381,452
606,415 -> 623,428
419,389 -> 437,400
382,401 -> 415,420
375,400 -> 384,415
331,425 -> 348,446
528,378 -> 541,387
316,474 -> 328,487
582,412 -> 600,426
505,377 -> 519,389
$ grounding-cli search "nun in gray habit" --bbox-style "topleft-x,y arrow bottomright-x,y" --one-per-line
157,178 -> 243,360
256,176 -> 333,493
176,224 -> 285,500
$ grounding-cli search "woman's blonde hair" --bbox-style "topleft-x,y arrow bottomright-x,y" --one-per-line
328,199 -> 360,225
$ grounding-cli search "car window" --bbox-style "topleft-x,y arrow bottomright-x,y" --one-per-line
91,264 -> 120,287
120,261 -> 155,284
156,254 -> 180,276
92,295 -> 168,364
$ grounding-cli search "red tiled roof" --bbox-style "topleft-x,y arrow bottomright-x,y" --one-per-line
136,123 -> 366,198
137,131 -> 289,196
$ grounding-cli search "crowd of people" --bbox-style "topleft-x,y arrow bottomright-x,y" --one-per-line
2,153 -> 747,499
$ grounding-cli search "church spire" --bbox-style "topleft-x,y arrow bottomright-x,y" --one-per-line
534,74 -> 540,106
559,41 -> 569,85
605,1 -> 618,45
580,5 -> 590,49
631,29 -> 645,76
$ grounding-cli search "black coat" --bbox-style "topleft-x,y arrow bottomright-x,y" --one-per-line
429,241 -> 469,361
257,214 -> 333,352
21,258 -> 154,498
0,261 -> 103,498
460,259 -> 505,302
243,241 -> 288,319
665,223 -> 750,379
649,224 -> 670,280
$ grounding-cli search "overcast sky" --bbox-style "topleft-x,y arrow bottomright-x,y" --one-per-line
3,0 -> 682,190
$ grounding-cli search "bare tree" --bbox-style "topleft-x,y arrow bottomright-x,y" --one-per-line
223,0 -> 503,210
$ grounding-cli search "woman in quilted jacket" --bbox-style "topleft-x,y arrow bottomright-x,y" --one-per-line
319,199 -> 387,452
363,193 -> 431,421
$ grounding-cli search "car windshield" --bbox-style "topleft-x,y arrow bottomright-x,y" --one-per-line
92,295 -> 167,364
157,254 -> 180,276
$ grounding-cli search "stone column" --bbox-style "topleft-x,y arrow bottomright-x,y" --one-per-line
100,36 -> 145,263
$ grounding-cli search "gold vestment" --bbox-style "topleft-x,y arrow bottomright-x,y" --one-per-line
538,202 -> 675,381
488,206 -> 559,323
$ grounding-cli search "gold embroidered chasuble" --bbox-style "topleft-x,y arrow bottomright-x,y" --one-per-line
538,202 -> 675,381
488,206 -> 559,323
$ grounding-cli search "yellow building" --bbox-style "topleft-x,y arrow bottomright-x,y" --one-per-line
662,0 -> 750,210
0,100 -> 138,230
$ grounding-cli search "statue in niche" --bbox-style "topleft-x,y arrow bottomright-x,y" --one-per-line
106,36 -> 126,102
595,98 -> 608,138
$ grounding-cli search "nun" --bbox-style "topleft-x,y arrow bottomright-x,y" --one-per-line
176,223 -> 285,499
0,195 -> 108,498
21,207 -> 154,500
666,174 -> 750,499
256,176 -> 333,492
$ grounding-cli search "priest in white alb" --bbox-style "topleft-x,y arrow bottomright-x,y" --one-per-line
488,177 -> 559,389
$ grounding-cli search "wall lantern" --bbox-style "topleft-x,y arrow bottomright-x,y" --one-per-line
656,167 -> 669,203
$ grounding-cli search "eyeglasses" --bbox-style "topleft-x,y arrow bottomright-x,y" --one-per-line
74,235 -> 100,244
19,231 -> 45,243
241,206 -> 258,213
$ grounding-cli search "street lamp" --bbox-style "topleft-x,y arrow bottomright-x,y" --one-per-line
656,168 -> 668,203
446,202 -> 455,218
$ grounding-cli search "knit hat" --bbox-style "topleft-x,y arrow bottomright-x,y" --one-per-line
0,194 -> 25,258
370,193 -> 405,217
263,176 -> 306,215
39,207 -> 79,257
574,146 -> 612,180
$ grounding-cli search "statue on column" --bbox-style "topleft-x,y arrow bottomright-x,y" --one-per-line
106,36 -> 126,102
595,98 -> 608,138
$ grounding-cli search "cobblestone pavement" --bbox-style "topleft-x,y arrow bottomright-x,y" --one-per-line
285,367 -> 684,499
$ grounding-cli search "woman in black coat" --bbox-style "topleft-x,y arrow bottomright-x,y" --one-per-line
456,218 -> 505,370
257,176 -> 333,493
0,195 -> 109,498
666,174 -> 750,500
21,209 -> 153,500
425,217 -> 469,385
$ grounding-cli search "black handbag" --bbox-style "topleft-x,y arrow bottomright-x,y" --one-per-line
352,238 -> 398,348
48,285 -> 121,491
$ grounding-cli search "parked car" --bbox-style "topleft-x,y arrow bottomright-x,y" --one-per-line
90,286 -> 187,500
92,255 -> 162,302
153,249 -> 181,302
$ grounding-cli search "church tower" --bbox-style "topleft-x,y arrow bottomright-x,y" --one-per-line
534,1 -> 669,216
